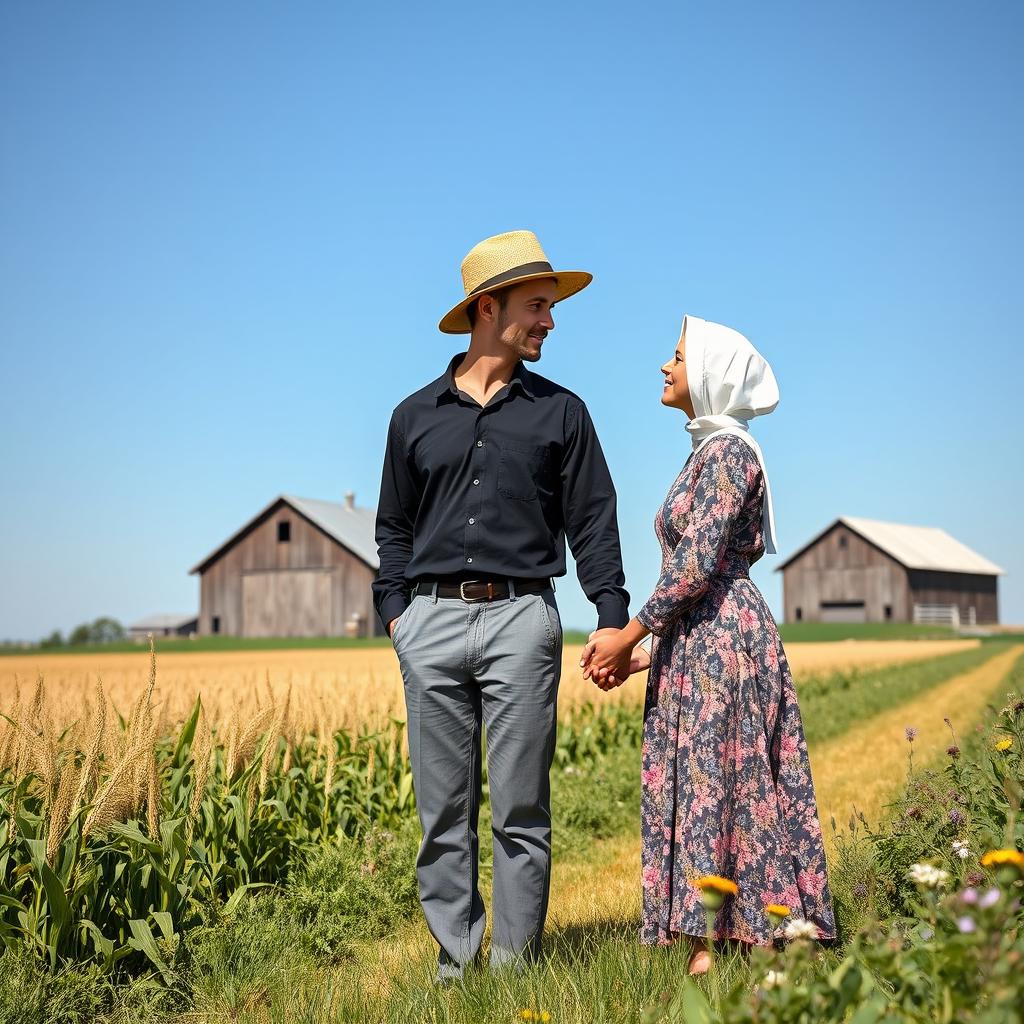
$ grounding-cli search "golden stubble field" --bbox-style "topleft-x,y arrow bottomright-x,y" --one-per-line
0,638 -> 978,738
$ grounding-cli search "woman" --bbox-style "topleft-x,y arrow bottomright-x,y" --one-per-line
582,314 -> 835,972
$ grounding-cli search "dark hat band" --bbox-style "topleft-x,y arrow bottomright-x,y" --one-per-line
468,261 -> 555,297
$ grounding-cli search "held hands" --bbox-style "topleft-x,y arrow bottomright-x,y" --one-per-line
580,627 -> 651,691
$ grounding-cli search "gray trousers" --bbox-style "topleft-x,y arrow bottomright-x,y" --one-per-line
392,585 -> 563,973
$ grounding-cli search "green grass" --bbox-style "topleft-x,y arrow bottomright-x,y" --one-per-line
776,622 -> 958,643
333,926 -> 769,1024
0,634 -> 396,656
0,621 -> 978,657
795,641 -> 1013,746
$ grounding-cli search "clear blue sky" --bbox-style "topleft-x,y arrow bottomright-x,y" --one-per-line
2,1 -> 1021,639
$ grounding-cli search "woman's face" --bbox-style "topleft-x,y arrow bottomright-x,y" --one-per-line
661,332 -> 696,417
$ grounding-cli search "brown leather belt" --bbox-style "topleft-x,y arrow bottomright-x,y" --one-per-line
412,578 -> 550,602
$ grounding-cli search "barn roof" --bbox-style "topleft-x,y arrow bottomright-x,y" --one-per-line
777,516 -> 1005,575
189,494 -> 379,575
128,613 -> 198,631
283,494 -> 380,570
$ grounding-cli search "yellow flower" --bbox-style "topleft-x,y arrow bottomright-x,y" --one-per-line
693,875 -> 738,911
540,1014 -> 552,1023
980,849 -> 1024,870
519,1012 -> 536,1022
765,904 -> 791,919
694,875 -> 739,896
994,738 -> 1013,752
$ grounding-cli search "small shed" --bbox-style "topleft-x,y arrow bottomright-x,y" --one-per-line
128,614 -> 198,639
189,492 -> 381,638
776,516 -> 1004,626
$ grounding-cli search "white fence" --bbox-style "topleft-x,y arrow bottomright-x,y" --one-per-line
913,603 -> 976,629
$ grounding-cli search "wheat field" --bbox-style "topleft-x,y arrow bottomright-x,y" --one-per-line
0,638 -> 978,740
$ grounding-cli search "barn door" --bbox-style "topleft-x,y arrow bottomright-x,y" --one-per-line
819,601 -> 867,624
241,569 -> 333,637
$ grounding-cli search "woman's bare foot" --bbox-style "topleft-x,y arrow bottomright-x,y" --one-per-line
687,941 -> 711,975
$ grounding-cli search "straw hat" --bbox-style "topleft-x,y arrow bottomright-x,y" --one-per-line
438,230 -> 592,334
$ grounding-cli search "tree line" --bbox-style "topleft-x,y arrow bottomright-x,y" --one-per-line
39,616 -> 126,648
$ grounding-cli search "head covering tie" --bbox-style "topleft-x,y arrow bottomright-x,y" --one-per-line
681,314 -> 780,554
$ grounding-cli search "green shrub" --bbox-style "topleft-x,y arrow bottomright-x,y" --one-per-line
554,738 -> 639,846
0,947 -> 141,1024
285,821 -> 420,951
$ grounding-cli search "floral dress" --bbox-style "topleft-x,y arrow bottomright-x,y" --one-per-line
635,435 -> 835,945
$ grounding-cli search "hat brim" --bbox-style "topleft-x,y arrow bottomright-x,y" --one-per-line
438,270 -> 593,335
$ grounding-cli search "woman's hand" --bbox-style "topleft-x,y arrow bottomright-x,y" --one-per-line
581,620 -> 653,690
580,628 -> 633,690
628,642 -> 652,676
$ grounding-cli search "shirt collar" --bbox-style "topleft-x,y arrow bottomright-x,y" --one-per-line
433,353 -> 535,403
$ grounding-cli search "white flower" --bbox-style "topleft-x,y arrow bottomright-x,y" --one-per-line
952,840 -> 971,860
761,970 -> 787,990
908,863 -> 950,888
783,918 -> 819,940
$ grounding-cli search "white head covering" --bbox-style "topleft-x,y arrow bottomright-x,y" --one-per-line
681,313 -> 780,553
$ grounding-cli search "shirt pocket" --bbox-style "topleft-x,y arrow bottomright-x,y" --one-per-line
497,441 -> 550,501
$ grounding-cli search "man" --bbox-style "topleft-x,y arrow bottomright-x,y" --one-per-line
373,230 -> 629,980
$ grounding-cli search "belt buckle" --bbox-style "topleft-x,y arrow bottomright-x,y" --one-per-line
459,580 -> 496,602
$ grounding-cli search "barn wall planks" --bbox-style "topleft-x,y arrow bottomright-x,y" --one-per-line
196,500 -> 380,637
781,522 -> 1000,624
782,523 -> 909,624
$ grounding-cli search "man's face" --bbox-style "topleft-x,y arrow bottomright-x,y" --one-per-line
494,278 -> 558,362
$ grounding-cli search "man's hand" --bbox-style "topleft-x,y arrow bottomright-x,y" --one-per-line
387,616 -> 400,639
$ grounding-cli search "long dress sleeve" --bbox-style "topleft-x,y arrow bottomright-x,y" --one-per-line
636,437 -> 760,637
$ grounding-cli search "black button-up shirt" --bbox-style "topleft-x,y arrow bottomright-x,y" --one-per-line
372,354 -> 630,631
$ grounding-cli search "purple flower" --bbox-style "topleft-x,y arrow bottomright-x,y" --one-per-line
949,808 -> 966,826
980,888 -> 1000,909
947,745 -> 961,758
852,882 -> 868,899
905,727 -> 918,742
957,916 -> 976,934
960,887 -> 979,905
904,806 -> 922,820
966,871 -> 985,887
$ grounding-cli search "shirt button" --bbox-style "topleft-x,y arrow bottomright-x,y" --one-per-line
468,517 -> 476,525
466,557 -> 473,563
473,478 -> 480,485
476,440 -> 484,447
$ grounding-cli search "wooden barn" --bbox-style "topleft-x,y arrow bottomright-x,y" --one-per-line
777,517 -> 1004,627
189,492 -> 382,638
128,614 -> 198,640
